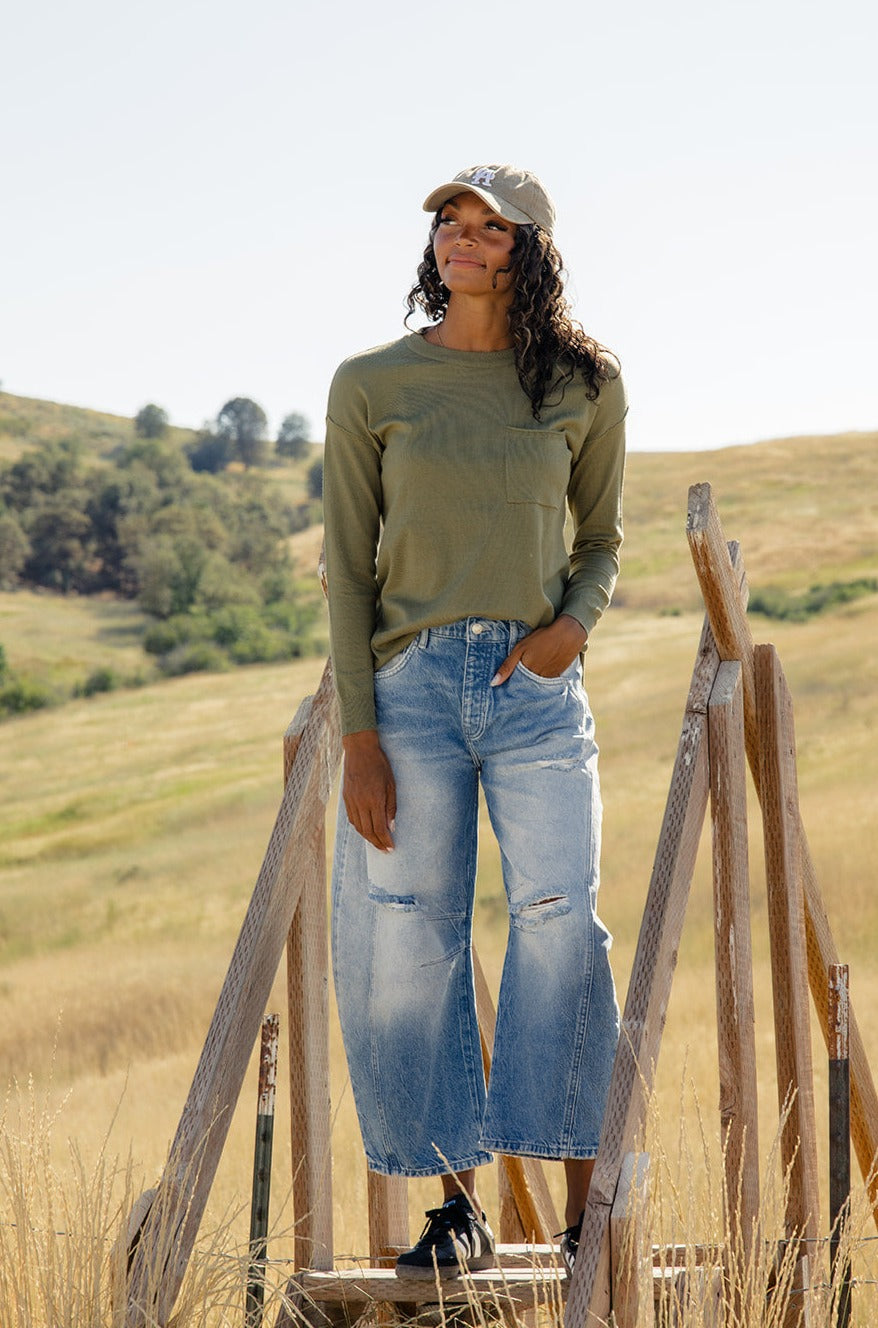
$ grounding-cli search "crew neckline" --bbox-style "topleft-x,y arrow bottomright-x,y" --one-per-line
406,330 -> 516,365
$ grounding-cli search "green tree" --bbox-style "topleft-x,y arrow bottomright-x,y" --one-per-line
85,465 -> 162,593
307,459 -> 323,500
216,397 -> 269,469
127,539 -> 179,617
0,439 -> 82,513
24,498 -> 93,592
186,429 -> 231,474
224,476 -> 295,574
276,412 -> 311,461
130,536 -> 207,618
134,403 -> 169,438
0,512 -> 30,588
119,436 -> 191,491
196,553 -> 261,610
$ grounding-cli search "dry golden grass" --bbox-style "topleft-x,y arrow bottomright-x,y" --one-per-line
2,597 -> 875,1312
621,430 -> 878,610
0,1076 -> 295,1327
4,1074 -> 878,1327
0,591 -> 156,692
0,429 -> 876,1323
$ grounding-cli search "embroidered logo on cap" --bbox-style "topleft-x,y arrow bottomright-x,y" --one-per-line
470,167 -> 497,187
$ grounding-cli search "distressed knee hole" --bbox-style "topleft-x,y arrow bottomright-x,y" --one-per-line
532,756 -> 580,771
510,893 -> 571,930
368,885 -> 420,912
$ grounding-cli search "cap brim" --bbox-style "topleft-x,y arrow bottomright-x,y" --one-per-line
421,183 -> 533,227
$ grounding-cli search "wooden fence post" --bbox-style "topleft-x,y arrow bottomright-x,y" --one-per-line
687,483 -> 878,1225
565,609 -> 722,1328
366,1171 -> 409,1266
285,696 -> 335,1272
124,660 -> 341,1327
709,660 -> 760,1265
757,645 -> 820,1251
609,1152 -> 650,1328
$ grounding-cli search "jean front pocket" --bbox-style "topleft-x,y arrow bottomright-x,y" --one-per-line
374,636 -> 419,681
514,658 -> 581,687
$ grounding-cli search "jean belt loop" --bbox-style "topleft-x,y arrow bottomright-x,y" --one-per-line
418,628 -> 430,648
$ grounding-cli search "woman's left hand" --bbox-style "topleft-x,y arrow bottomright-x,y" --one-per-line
490,613 -> 588,687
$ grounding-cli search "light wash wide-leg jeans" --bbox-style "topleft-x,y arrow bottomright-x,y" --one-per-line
331,618 -> 620,1177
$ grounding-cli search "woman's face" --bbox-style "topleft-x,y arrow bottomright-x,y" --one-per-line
432,191 -> 518,299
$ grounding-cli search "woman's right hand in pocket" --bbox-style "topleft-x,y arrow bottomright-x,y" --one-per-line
342,730 -> 396,852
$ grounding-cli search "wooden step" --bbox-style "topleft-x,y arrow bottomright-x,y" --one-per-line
288,1247 -> 723,1320
296,1246 -> 567,1308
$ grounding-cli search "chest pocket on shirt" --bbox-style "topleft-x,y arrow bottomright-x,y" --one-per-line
504,428 -> 570,509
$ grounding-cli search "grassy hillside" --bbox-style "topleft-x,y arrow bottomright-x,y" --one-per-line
0,388 -> 321,505
0,392 -> 327,703
0,591 -> 157,693
0,403 -> 876,1297
622,429 -> 878,610
0,392 -> 197,465
2,597 -> 876,1253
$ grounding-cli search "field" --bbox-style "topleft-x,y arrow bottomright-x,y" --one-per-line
0,422 -> 877,1323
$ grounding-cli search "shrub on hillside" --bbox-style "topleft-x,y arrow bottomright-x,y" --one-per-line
158,641 -> 230,676
143,612 -> 213,657
196,553 -> 262,610
143,598 -> 317,670
210,605 -> 296,664
263,595 -> 319,638
0,675 -> 54,717
261,567 -> 298,605
0,512 -> 30,588
75,666 -> 122,697
750,577 -> 878,622
130,539 -> 193,618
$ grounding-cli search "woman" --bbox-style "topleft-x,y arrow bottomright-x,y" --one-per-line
323,164 -> 626,1280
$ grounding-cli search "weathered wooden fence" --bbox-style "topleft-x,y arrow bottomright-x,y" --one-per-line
122,484 -> 878,1328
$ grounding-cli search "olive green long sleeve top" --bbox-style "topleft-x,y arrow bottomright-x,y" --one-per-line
323,332 -> 627,735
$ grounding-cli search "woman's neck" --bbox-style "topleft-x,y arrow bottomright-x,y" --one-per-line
432,295 -> 514,351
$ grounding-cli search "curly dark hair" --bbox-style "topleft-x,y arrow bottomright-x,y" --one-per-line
405,215 -> 619,419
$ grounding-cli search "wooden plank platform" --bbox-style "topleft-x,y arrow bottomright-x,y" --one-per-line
291,1247 -> 569,1317
287,1245 -> 718,1314
298,1268 -> 564,1309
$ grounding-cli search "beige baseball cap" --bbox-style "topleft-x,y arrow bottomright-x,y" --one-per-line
422,164 -> 555,234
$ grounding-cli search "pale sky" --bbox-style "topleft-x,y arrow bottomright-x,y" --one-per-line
3,0 -> 875,452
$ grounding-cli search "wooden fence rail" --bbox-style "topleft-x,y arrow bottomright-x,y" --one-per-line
122,484 -> 878,1328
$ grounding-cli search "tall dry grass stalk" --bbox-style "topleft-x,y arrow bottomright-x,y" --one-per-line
0,1077 -> 303,1328
4,1071 -> 878,1327
640,1074 -> 878,1327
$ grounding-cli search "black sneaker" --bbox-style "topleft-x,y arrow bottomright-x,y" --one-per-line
395,1194 -> 496,1280
558,1210 -> 584,1276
